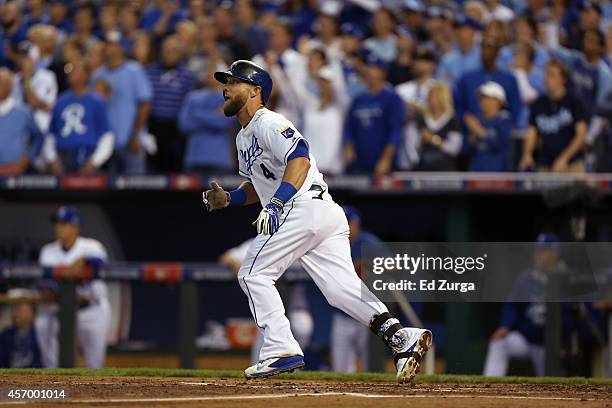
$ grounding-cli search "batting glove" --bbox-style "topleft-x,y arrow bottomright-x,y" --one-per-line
202,181 -> 229,212
254,200 -> 284,235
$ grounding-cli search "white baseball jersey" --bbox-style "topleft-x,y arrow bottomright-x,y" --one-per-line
233,108 -> 389,362
39,237 -> 108,303
37,236 -> 111,368
236,108 -> 327,207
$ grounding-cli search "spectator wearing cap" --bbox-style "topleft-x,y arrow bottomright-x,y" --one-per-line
519,60 -> 587,173
36,206 -> 111,368
92,31 -> 152,174
0,68 -> 44,175
412,82 -> 462,171
288,48 -> 349,175
146,35 -> 195,173
235,0 -> 268,57
423,6 -> 454,60
364,8 -> 399,63
454,38 -> 522,129
482,0 -> 515,24
552,29 -> 612,121
178,63 -> 234,174
437,15 -> 482,86
464,81 -> 513,171
338,23 -> 368,99
343,55 -> 405,175
43,60 -> 113,174
0,289 -> 43,368
11,41 -> 57,134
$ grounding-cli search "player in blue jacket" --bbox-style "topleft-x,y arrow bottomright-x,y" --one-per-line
343,54 -> 405,175
44,60 -> 113,173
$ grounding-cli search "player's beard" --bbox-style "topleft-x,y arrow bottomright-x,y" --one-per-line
223,94 -> 247,117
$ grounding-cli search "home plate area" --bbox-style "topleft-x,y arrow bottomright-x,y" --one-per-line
1,375 -> 611,408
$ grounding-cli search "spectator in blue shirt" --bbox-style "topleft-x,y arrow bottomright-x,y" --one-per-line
465,81 -> 513,171
454,38 -> 523,128
47,0 -> 74,37
0,290 -> 43,368
179,63 -> 234,173
235,0 -> 268,57
0,68 -> 43,175
343,54 -> 405,175
139,0 -> 186,38
92,31 -> 152,174
44,60 -> 113,174
146,34 -> 195,173
437,15 -> 482,86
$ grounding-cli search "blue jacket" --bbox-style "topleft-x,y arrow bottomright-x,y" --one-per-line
467,111 -> 513,171
344,85 -> 405,172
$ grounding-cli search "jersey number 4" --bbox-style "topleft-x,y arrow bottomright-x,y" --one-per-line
260,163 -> 276,180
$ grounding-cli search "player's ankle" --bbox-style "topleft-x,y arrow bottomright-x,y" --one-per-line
369,312 -> 407,351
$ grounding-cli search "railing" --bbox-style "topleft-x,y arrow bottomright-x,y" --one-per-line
1,172 -> 611,193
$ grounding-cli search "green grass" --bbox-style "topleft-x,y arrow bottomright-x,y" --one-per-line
1,368 -> 611,385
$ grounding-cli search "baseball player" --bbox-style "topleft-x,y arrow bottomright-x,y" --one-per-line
203,60 -> 432,382
35,206 -> 111,368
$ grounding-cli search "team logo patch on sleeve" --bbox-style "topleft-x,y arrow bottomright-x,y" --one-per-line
279,125 -> 295,139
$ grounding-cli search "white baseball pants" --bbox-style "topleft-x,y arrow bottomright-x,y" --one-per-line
483,331 -> 545,376
238,189 -> 388,361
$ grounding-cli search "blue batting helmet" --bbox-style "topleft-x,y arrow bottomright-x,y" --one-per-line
214,60 -> 273,105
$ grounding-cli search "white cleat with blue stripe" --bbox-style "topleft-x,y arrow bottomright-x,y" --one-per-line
244,355 -> 305,379
394,328 -> 433,384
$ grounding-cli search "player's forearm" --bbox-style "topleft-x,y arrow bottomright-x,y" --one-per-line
282,157 -> 310,191
239,181 -> 260,205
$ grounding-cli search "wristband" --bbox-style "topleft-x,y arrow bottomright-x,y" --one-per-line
271,181 -> 298,208
228,188 -> 247,206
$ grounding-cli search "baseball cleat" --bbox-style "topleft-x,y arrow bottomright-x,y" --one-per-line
394,328 -> 432,384
244,355 -> 305,379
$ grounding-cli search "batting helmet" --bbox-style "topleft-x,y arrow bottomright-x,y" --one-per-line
214,60 -> 273,105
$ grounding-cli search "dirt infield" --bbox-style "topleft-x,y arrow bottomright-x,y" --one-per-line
1,375 -> 611,408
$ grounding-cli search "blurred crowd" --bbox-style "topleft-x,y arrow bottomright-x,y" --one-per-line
0,0 -> 611,176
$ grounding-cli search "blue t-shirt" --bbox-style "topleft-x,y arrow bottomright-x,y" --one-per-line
468,111 -> 513,172
344,86 -> 405,172
49,91 -> 110,150
0,105 -> 43,164
92,61 -> 152,148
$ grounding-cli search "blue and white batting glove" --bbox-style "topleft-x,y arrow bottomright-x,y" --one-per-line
254,199 -> 284,235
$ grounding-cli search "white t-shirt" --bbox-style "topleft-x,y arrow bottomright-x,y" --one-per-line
235,108 -> 327,207
13,69 -> 58,132
39,236 -> 109,303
